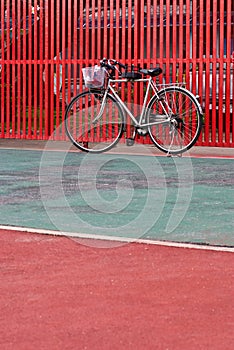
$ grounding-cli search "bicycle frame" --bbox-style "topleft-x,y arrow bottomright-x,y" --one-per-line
92,76 -> 172,127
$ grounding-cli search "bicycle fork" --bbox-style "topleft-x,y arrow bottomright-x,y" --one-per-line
91,90 -> 109,124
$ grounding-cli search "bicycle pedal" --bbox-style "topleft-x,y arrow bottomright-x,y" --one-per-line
126,138 -> 135,146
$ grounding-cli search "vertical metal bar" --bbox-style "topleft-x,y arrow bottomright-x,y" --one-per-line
103,0 -> 109,58
5,0 -> 11,137
165,0 -> 170,83
191,0 -> 197,95
159,0 -> 164,76
120,0 -> 126,102
0,0 -> 5,137
79,0 -> 84,63
225,0 -> 231,145
197,0 -> 204,145
139,0 -> 144,65
1,0 -> 5,136
126,0 -> 132,136
91,0 -> 96,63
61,0 -> 66,137
27,0 -> 32,139
204,0 -> 211,145
152,0 -> 157,64
218,0 -> 224,145
10,0 -> 16,138
39,0 -> 44,139
146,0 -> 151,63
120,0 -> 127,61
44,0 -> 49,139
140,0 -> 146,117
109,0 -> 114,59
109,0 -> 115,139
127,0 -> 132,63
185,0 -> 190,88
134,0 -> 139,65
49,0 -> 55,139
67,0 -> 72,107
0,0 -> 4,58
33,0 -> 39,139
133,0 -> 140,125
115,0 -> 120,62
85,0 -> 90,61
178,0 -> 184,84
192,1 -> 201,145
211,0 -> 217,145
73,0 -> 78,98
172,0 -> 177,81
55,0 -> 61,138
96,0 -> 101,60
16,0 -> 21,137
146,3 -> 152,106
79,0 -> 84,96
232,54 -> 234,144
22,0 -> 27,138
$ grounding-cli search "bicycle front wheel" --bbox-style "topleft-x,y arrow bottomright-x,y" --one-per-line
65,90 -> 124,153
147,87 -> 203,154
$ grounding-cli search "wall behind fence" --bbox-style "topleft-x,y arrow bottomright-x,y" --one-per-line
0,0 -> 233,147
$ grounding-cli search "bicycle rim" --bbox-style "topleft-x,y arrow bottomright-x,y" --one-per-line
147,87 -> 203,154
65,91 -> 124,153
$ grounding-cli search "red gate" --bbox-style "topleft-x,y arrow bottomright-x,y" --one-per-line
0,0 -> 234,147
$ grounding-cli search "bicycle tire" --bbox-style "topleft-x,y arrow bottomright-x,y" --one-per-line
65,90 -> 125,153
146,86 -> 203,154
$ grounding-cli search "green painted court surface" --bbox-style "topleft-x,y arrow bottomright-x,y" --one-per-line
0,148 -> 233,246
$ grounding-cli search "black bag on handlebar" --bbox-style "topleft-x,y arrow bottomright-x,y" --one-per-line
121,70 -> 142,80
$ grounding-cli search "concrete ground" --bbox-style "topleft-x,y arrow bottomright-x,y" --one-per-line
0,139 -> 233,247
0,138 -> 234,158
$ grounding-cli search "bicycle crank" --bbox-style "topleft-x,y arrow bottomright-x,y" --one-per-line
136,127 -> 148,136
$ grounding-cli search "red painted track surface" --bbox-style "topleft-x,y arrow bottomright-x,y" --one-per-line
0,229 -> 233,350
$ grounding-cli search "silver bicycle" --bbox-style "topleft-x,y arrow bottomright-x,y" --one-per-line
65,58 -> 203,154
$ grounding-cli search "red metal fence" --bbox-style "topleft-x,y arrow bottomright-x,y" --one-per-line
0,0 -> 234,147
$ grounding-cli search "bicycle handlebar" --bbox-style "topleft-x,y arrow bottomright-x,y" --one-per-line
100,58 -> 126,72
99,58 -> 164,80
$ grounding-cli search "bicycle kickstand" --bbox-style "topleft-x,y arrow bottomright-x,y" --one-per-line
126,128 -> 137,147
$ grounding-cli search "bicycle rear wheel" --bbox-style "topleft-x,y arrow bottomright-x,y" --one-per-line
147,87 -> 203,154
65,90 -> 124,153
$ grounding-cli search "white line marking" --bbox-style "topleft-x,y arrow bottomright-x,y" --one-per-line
0,225 -> 233,253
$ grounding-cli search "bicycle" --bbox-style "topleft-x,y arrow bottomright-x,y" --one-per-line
65,58 -> 203,155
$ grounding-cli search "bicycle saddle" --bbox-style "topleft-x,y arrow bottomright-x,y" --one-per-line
140,67 -> 163,77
